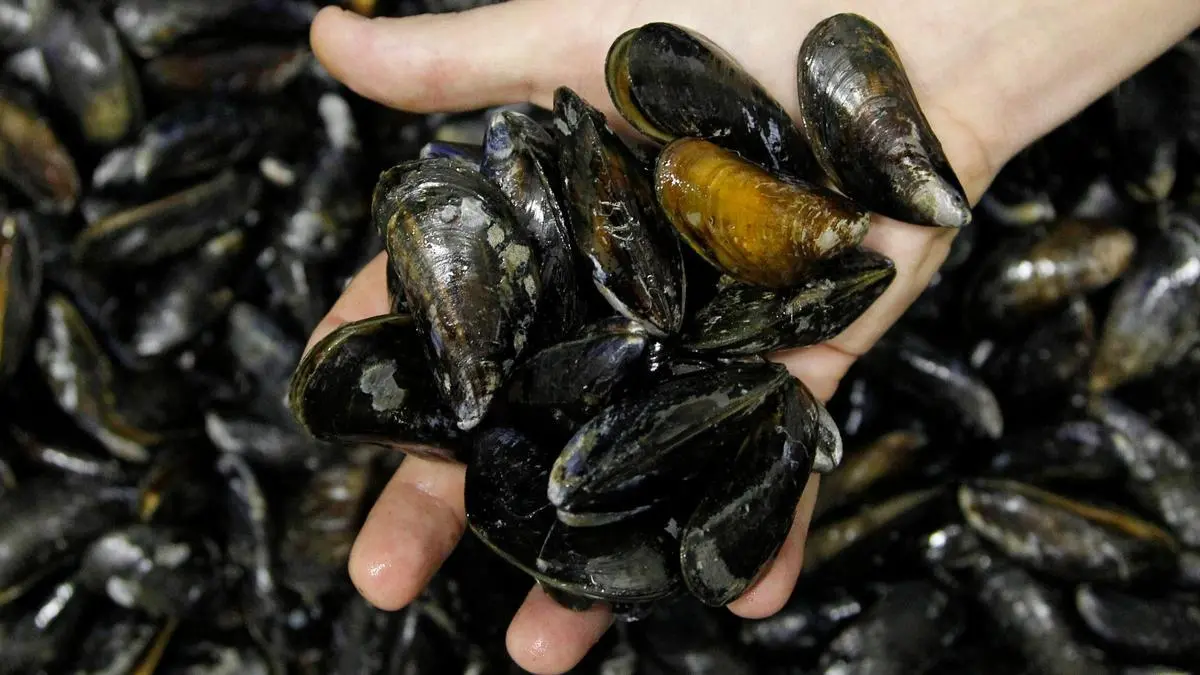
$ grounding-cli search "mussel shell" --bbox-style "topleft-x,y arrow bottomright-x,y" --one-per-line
129,230 -> 244,361
969,561 -> 1111,675
0,475 -> 131,607
813,427 -> 929,521
802,487 -> 943,576
39,1 -> 143,145
34,293 -> 170,462
287,314 -> 466,461
503,317 -> 652,444
142,42 -> 312,97
605,22 -> 817,179
548,361 -> 791,526
420,139 -> 483,168
958,479 -> 1179,583
1090,213 -> 1200,392
113,0 -> 256,58
682,247 -> 894,355
655,137 -> 871,288
861,330 -> 1004,440
0,82 -> 80,213
554,86 -> 685,336
738,586 -> 872,653
73,170 -> 262,269
481,109 -> 583,345
986,419 -> 1129,485
0,578 -> 95,673
816,580 -> 965,674
680,380 -> 823,606
279,455 -> 373,606
465,426 -> 683,602
970,218 -> 1135,324
1076,585 -> 1200,662
78,524 -> 219,617
375,157 -> 540,431
7,424 -> 126,482
67,607 -> 176,674
0,212 -> 41,383
796,13 -> 971,228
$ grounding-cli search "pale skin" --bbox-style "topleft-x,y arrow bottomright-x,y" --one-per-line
305,1 -> 1200,672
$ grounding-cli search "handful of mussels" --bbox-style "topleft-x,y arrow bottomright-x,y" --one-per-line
1,0 -> 1200,673
288,13 -> 964,611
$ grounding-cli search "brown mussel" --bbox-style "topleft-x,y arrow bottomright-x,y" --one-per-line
796,13 -> 972,228
0,211 -> 41,383
0,82 -> 80,213
655,137 -> 871,288
374,158 -> 540,431
554,86 -> 686,336
606,22 -> 818,179
288,314 -> 465,461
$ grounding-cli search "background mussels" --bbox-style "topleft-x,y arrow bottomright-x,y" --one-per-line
0,5 -> 1195,674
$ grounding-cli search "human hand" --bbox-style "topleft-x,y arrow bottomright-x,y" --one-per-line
304,1 -> 1200,672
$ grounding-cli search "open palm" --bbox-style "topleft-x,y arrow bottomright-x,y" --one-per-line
304,0 -> 1200,672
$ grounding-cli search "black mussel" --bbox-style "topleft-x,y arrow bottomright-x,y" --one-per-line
548,361 -> 792,526
1178,550 -> 1200,588
38,0 -> 143,145
8,425 -> 126,481
739,586 -> 872,654
74,170 -> 262,269
129,230 -> 244,361
605,22 -> 818,179
157,641 -> 271,674
143,42 -> 312,97
0,211 -> 41,383
216,453 -> 286,668
280,91 -> 367,262
465,426 -> 683,602
136,446 -> 219,524
0,82 -> 79,213
288,314 -> 466,461
325,597 -> 447,675
93,98 -> 290,191
227,302 -> 302,415
78,524 -> 219,617
0,578 -> 96,675
802,487 -> 943,576
375,158 -> 540,430
66,607 -> 176,675
680,379 -> 827,606
482,109 -> 583,344
0,474 -> 131,606
0,0 -> 51,51
655,137 -> 870,289
1076,585 -> 1200,663
205,410 -> 325,468
958,479 -> 1179,583
279,453 -> 373,607
554,87 -> 685,336
976,144 -> 1058,227
970,219 -> 1135,324
969,561 -> 1112,675
259,245 -> 335,334
1107,50 -> 1183,203
972,297 -> 1095,408
1126,360 -> 1200,450
986,418 -> 1128,485
1090,213 -> 1200,392
113,0 -> 314,58
815,580 -> 965,674
861,330 -> 1004,440
796,13 -> 971,228
813,427 -> 929,520
3,47 -> 50,96
683,247 -> 895,355
420,139 -> 483,168
1088,396 -> 1193,479
1126,470 -> 1200,549
504,317 -> 652,444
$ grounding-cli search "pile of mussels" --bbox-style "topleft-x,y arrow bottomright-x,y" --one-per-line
0,0 -> 1198,673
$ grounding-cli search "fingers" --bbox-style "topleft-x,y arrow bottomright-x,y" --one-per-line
347,457 -> 467,610
726,473 -> 821,618
304,252 -> 390,355
310,1 -> 612,113
506,585 -> 613,675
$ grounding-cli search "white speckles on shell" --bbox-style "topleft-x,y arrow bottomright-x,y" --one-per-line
487,223 -> 506,248
816,226 -> 841,253
358,361 -> 408,413
438,203 -> 460,224
686,211 -> 703,227
684,536 -> 742,597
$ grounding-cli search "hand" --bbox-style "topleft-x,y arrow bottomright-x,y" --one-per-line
305,1 -> 1200,672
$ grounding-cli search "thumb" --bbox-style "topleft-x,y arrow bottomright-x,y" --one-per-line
310,1 -> 614,113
